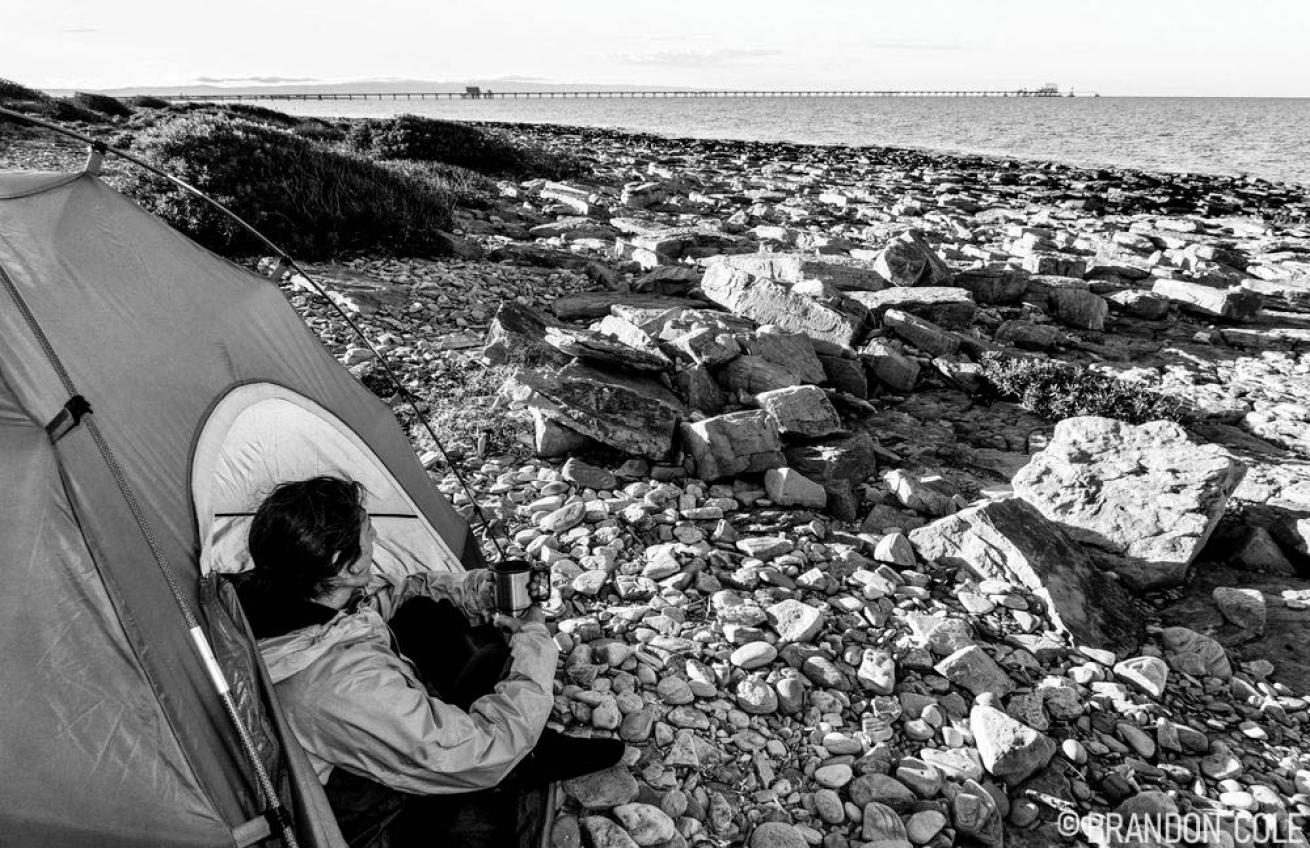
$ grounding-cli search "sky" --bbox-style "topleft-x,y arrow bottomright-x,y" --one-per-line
5,0 -> 1309,96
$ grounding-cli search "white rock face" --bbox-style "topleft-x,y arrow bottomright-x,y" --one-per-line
969,705 -> 1057,786
764,467 -> 828,508
1012,416 -> 1246,591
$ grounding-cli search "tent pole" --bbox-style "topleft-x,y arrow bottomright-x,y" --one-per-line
0,105 -> 508,560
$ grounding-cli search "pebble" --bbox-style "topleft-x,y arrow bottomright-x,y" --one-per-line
906,810 -> 946,844
612,804 -> 676,846
813,764 -> 853,790
749,821 -> 809,848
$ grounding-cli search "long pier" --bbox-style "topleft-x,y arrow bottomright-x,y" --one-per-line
165,88 -> 1069,103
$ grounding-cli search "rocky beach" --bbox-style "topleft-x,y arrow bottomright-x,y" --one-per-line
8,119 -> 1310,847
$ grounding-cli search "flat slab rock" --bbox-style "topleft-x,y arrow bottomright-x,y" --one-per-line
506,362 -> 685,459
1012,416 -> 1246,591
544,325 -> 672,372
483,301 -> 567,366
1152,277 -> 1263,320
551,292 -> 712,321
701,263 -> 862,352
717,252 -> 890,292
848,286 -> 977,330
909,497 -> 1143,654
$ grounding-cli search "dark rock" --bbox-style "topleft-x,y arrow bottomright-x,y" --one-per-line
873,229 -> 954,287
552,292 -> 710,322
545,326 -> 673,372
676,365 -> 727,415
483,301 -> 567,366
1047,288 -> 1109,331
995,320 -> 1064,351
784,433 -> 879,521
1161,564 -> 1310,693
719,356 -> 802,394
954,268 -> 1029,305
860,340 -> 920,392
744,327 -> 826,385
818,353 -> 868,398
882,309 -> 960,357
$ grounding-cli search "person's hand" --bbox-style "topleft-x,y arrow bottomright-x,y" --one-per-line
472,569 -> 497,615
494,605 -> 545,633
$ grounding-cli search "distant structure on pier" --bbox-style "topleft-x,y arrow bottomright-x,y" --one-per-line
166,85 -> 1075,103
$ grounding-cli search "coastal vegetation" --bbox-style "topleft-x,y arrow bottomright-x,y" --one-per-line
347,114 -> 582,179
69,92 -> 133,119
0,77 -> 578,259
978,350 -> 1191,424
121,113 -> 457,258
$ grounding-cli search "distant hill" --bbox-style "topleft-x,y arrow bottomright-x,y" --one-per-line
49,78 -> 683,97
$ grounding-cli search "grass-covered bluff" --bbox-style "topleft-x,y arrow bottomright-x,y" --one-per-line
0,77 -> 581,259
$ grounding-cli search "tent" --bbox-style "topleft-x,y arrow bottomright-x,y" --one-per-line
0,169 -> 485,846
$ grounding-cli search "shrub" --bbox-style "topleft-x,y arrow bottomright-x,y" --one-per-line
384,159 -> 499,208
42,98 -> 107,123
0,78 -> 48,101
121,113 -> 454,259
222,102 -> 302,129
128,95 -> 171,109
978,351 -> 1190,424
348,114 -> 582,178
70,92 -> 133,119
290,119 -> 345,143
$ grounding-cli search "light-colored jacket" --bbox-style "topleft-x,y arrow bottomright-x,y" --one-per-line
258,569 -> 559,794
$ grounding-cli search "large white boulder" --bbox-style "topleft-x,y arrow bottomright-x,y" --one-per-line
1012,417 -> 1245,591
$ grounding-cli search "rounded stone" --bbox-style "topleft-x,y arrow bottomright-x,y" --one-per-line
736,675 -> 779,714
749,821 -> 808,848
813,788 -> 846,824
613,803 -> 676,846
814,764 -> 853,789
731,641 -> 779,670
564,764 -> 639,809
906,809 -> 947,844
656,677 -> 695,706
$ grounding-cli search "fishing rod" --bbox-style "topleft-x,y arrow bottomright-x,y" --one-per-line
0,104 -> 510,562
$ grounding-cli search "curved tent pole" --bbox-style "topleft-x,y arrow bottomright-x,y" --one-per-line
0,105 -> 508,562
0,105 -> 505,846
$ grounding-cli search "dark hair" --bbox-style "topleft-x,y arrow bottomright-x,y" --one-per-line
247,476 -> 366,601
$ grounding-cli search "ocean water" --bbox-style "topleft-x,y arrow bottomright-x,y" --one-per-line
264,96 -> 1310,188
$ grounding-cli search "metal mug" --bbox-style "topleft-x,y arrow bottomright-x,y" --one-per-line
490,559 -> 548,616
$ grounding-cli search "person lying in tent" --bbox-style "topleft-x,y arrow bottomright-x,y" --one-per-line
233,476 -> 623,847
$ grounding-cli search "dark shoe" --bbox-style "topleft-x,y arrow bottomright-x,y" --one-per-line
511,729 -> 625,787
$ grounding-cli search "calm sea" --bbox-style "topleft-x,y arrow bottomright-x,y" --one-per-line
264,96 -> 1310,188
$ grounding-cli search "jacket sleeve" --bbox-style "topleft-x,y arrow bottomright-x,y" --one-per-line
304,620 -> 559,795
372,568 -> 491,621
